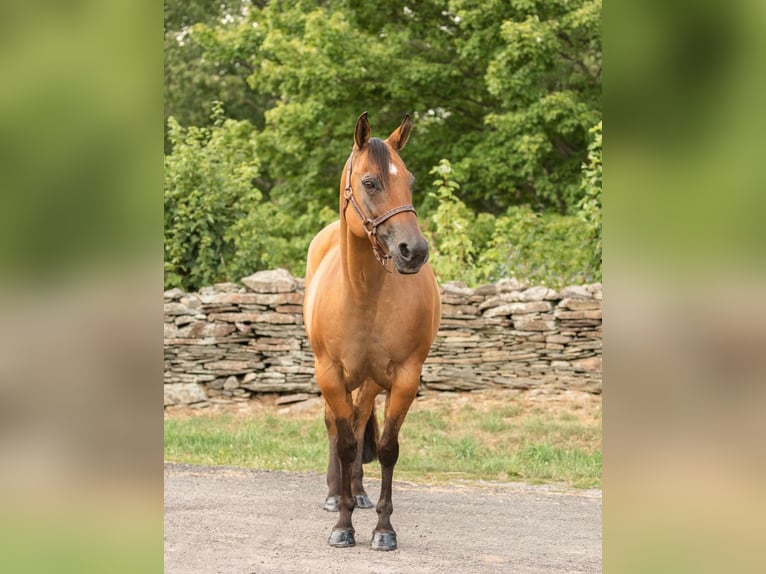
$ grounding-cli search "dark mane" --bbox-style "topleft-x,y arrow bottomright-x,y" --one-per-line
367,137 -> 392,187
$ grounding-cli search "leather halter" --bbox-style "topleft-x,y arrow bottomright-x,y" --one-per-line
342,151 -> 417,272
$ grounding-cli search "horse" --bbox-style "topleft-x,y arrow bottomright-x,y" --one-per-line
303,112 -> 441,551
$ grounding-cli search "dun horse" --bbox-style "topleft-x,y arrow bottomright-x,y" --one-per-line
304,112 -> 440,551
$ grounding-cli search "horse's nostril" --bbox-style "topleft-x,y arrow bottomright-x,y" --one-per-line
398,242 -> 412,260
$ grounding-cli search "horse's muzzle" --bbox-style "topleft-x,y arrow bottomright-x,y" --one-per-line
393,237 -> 429,274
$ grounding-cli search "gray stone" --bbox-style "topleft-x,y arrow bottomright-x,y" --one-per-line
164,288 -> 184,300
559,285 -> 591,299
483,301 -> 552,317
496,277 -> 528,292
207,378 -> 225,390
164,383 -> 208,406
275,393 -> 312,405
206,360 -> 257,374
512,316 -> 558,331
520,286 -> 555,301
441,281 -> 472,295
214,282 -> 245,293
558,298 -> 601,311
474,284 -> 498,296
223,376 -> 239,390
571,356 -> 602,372
241,268 -> 297,293
554,309 -> 602,320
165,302 -> 198,316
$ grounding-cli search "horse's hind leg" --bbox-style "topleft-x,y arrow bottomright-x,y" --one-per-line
350,380 -> 381,509
371,368 -> 420,551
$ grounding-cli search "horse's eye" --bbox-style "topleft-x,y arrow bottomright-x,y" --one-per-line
362,180 -> 375,192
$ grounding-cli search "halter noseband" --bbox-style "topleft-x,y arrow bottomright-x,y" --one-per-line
342,151 -> 417,272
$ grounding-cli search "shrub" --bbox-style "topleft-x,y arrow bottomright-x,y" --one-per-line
578,121 -> 602,279
164,104 -> 329,290
424,159 -> 599,287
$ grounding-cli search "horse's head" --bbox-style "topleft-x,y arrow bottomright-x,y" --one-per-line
342,112 -> 429,275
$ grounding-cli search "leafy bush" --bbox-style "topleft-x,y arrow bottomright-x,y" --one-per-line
424,159 -> 599,287
477,205 -> 597,286
164,104 -> 329,291
578,121 -> 602,279
173,0 -> 601,216
423,160 -> 481,284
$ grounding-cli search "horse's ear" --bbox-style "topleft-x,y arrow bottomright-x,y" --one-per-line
387,113 -> 412,150
354,111 -> 371,151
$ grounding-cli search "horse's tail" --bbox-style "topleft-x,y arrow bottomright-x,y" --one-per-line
362,409 -> 378,464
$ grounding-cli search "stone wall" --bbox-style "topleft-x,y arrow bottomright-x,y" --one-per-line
164,269 -> 602,407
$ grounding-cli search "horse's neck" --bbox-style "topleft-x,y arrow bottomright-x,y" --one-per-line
339,221 -> 386,303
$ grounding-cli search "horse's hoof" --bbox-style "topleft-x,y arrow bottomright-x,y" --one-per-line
323,496 -> 340,512
354,494 -> 374,509
371,530 -> 397,551
328,528 -> 355,548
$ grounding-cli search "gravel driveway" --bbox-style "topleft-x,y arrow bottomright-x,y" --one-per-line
164,463 -> 601,573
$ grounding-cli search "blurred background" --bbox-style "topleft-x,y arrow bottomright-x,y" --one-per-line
1,0 -> 764,571
0,1 -> 162,572
605,0 -> 766,571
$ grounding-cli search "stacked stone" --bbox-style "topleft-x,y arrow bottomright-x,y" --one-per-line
422,279 -> 602,396
164,270 -> 602,407
164,269 -> 316,407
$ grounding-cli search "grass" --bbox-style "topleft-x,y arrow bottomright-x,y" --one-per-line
164,392 -> 601,488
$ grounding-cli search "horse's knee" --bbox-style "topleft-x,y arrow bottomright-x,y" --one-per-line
378,436 -> 399,468
336,419 -> 357,465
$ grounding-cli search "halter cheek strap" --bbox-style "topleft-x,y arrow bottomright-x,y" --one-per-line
342,152 -> 417,272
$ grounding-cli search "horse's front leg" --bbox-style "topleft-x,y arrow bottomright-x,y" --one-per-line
323,404 -> 341,512
372,368 -> 420,551
317,364 -> 358,547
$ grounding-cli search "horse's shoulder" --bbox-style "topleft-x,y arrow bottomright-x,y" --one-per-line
306,221 -> 340,284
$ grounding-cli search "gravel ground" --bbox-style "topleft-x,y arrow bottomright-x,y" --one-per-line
164,462 -> 601,573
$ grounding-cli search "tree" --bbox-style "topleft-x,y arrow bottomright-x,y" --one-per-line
164,0 -> 267,152
164,104 -> 333,290
163,1 -> 602,286
179,0 -> 601,215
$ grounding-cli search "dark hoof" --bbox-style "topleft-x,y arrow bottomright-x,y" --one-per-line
354,493 -> 374,509
371,531 -> 397,551
328,528 -> 355,548
323,496 -> 340,512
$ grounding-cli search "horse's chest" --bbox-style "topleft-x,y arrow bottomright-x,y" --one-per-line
339,336 -> 394,381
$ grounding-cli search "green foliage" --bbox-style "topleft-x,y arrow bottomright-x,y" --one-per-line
425,160 -> 481,284
167,0 -> 601,215
164,0 -> 265,152
163,1 -> 602,287
578,121 -> 602,279
164,104 -> 329,290
478,205 -> 597,286
425,160 -> 599,287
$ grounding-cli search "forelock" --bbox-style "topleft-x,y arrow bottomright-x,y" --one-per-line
366,138 -> 392,186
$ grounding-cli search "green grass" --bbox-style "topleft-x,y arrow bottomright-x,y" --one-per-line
165,395 -> 601,488
164,412 -> 329,471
